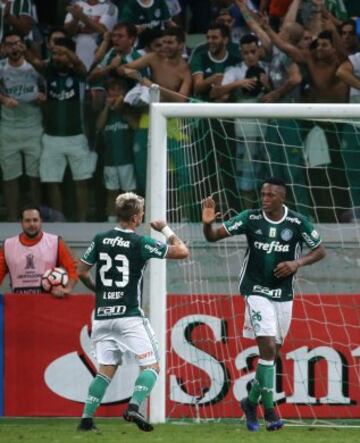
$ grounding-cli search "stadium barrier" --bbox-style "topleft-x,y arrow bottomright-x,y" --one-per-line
0,293 -> 359,419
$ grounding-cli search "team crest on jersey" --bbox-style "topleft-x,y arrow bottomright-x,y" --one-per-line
280,228 -> 293,241
155,8 -> 161,18
66,77 -> 74,88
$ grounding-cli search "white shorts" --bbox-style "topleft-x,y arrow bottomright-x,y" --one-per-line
104,165 -> 136,191
91,316 -> 159,367
40,134 -> 96,182
0,125 -> 42,180
243,295 -> 293,344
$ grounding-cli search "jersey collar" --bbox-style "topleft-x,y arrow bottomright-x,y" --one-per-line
137,0 -> 154,8
262,205 -> 288,225
115,226 -> 135,233
207,50 -> 229,64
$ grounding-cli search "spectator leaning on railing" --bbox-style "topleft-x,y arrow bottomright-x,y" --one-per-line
118,27 -> 192,197
0,205 -> 77,296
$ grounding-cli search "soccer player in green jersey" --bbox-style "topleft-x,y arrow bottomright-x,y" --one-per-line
77,192 -> 189,433
202,177 -> 325,431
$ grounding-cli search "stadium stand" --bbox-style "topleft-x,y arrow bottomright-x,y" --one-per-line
0,0 -> 358,222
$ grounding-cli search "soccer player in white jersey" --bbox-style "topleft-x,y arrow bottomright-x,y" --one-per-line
202,177 -> 325,431
77,192 -> 189,432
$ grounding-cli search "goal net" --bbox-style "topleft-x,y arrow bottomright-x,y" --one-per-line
147,102 -> 360,426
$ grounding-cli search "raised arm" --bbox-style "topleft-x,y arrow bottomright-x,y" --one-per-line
202,197 -> 229,242
321,12 -> 348,62
235,0 -> 272,53
283,0 -> 302,26
259,0 -> 269,14
25,45 -> 46,73
53,45 -> 87,77
261,18 -> 308,64
151,221 -> 189,259
4,5 -> 33,36
337,60 -> 360,90
65,4 -> 107,37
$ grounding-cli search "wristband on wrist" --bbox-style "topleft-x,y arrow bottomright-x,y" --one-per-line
161,226 -> 175,239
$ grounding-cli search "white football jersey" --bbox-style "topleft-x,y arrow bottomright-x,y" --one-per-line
64,0 -> 119,70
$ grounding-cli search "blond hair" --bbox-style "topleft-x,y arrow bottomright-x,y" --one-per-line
115,192 -> 144,221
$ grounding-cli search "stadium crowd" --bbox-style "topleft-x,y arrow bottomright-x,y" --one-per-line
0,0 -> 360,223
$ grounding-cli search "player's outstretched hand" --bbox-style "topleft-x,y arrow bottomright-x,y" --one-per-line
151,220 -> 167,232
202,197 -> 221,225
274,260 -> 299,278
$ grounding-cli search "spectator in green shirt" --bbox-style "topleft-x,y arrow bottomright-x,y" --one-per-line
120,0 -> 175,34
190,22 -> 240,102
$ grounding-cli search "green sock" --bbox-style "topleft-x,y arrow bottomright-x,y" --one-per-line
249,360 -> 274,410
130,368 -> 158,407
83,373 -> 111,418
248,377 -> 261,405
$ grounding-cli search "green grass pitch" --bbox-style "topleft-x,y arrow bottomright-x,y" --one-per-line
1,419 -> 360,443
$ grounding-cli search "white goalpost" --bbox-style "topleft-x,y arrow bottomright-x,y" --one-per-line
148,101 -> 360,425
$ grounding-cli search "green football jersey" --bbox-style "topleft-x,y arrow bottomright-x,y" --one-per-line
96,48 -> 147,91
103,110 -> 134,166
190,50 -> 240,101
81,227 -> 168,320
190,41 -> 241,62
223,206 -> 322,301
120,0 -> 170,28
43,63 -> 86,136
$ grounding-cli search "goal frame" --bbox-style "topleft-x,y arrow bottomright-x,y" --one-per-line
148,102 -> 360,423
